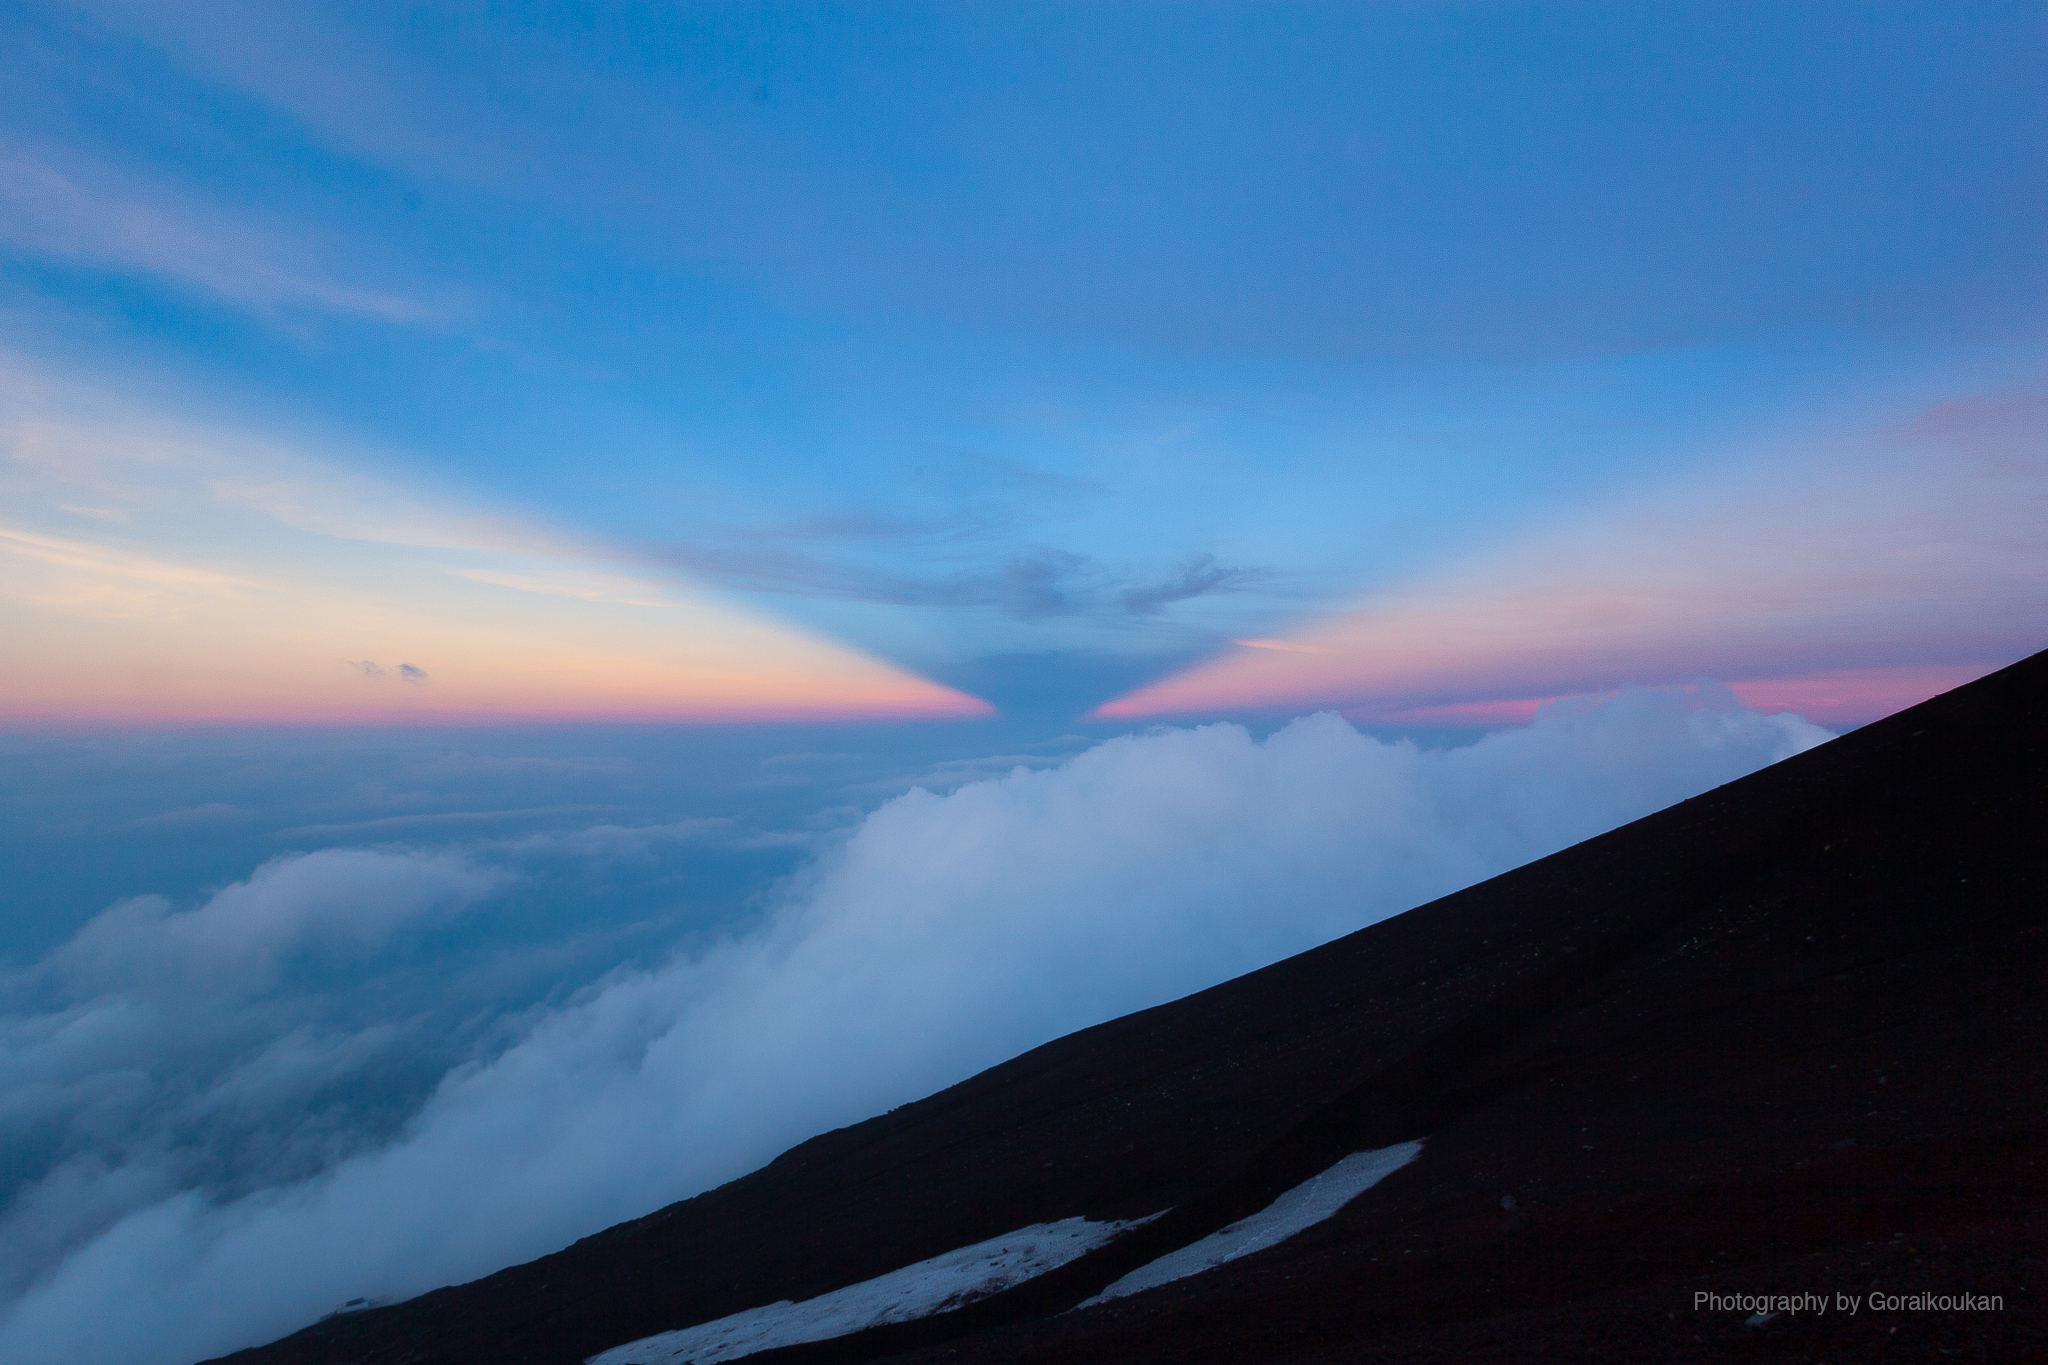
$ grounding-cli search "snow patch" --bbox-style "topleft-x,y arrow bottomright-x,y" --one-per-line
587,1214 -> 1151,1365
1077,1140 -> 1425,1308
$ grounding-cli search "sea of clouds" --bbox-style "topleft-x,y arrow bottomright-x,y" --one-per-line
0,687 -> 1829,1365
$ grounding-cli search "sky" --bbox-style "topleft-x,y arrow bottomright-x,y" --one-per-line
3,0 -> 2043,730
1,2 -> 2045,1361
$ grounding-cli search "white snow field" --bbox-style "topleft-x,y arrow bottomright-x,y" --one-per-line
1076,1140 -> 1426,1308
587,1214 -> 1154,1365
588,1143 -> 1422,1363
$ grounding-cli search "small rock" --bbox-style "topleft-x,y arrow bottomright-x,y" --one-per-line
1499,1195 -> 1518,1212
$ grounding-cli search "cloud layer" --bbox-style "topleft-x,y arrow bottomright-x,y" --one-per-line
0,689 -> 1829,1364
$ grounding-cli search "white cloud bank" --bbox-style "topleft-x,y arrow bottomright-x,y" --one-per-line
0,688 -> 1828,1365
44,850 -> 500,1001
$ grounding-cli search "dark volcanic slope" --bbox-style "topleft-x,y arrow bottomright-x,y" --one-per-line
216,652 -> 2047,1365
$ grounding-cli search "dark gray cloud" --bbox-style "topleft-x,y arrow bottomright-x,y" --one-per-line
1121,555 -> 1268,615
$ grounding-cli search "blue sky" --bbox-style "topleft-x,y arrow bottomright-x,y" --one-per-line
2,7 -> 2046,1360
4,1 -> 2043,713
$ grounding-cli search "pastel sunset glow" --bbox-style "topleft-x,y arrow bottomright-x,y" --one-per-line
1364,665 -> 2004,731
0,369 -> 991,724
1097,399 -> 2047,728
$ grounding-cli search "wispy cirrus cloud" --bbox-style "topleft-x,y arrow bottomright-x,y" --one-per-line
449,568 -> 673,607
0,143 -> 441,326
0,525 -> 262,621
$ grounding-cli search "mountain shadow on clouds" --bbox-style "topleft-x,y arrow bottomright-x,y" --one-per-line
922,648 -> 1215,725
210,651 -> 2047,1364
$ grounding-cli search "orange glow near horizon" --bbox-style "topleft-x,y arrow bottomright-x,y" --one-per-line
0,543 -> 995,726
0,411 -> 992,727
